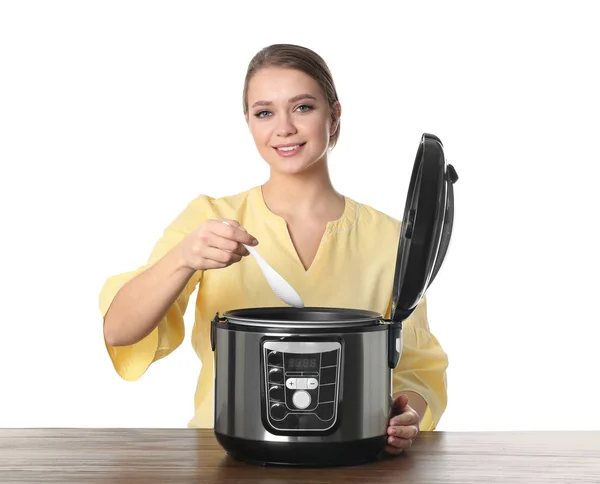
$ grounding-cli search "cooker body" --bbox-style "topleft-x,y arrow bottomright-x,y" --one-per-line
213,321 -> 395,466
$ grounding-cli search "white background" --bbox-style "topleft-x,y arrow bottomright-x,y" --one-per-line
1,1 -> 599,431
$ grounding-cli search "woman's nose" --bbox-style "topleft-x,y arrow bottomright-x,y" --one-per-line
276,114 -> 297,137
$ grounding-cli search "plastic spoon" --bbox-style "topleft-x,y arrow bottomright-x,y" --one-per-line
222,222 -> 304,308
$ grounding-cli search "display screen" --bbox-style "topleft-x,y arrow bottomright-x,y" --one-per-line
285,355 -> 318,370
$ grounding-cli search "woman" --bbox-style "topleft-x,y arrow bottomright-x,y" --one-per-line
99,43 -> 448,455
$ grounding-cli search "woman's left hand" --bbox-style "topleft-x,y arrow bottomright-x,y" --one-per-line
385,393 -> 420,455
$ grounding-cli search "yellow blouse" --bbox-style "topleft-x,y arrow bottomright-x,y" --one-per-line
98,185 -> 448,430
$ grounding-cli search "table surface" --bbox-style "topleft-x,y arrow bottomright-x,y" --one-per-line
1,429 -> 599,483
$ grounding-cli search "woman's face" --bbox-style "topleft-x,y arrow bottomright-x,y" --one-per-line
246,67 -> 339,175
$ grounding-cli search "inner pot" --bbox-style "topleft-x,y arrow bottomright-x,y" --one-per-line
221,307 -> 385,330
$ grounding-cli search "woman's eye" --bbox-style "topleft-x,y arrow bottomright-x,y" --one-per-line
255,110 -> 271,118
296,104 -> 313,113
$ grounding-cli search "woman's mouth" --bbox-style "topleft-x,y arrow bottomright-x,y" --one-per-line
273,142 -> 306,157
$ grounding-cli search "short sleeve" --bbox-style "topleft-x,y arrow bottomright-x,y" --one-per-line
98,195 -> 213,382
389,296 -> 449,431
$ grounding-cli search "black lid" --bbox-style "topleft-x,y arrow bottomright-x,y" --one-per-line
390,133 -> 459,323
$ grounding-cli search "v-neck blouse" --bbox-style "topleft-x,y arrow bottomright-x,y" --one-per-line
98,186 -> 449,432
248,185 -> 358,275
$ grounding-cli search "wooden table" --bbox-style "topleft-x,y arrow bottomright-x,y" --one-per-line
1,429 -> 598,483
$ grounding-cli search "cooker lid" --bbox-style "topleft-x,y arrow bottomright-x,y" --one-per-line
390,133 -> 458,323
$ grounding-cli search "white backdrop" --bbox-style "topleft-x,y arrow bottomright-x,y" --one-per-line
1,1 -> 598,431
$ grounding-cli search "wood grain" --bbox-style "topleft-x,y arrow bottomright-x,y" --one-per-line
0,429 -> 598,483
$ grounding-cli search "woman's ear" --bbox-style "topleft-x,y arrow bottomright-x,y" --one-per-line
330,101 -> 342,135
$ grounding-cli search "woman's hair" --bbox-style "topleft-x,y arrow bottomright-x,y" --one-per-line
243,44 -> 341,150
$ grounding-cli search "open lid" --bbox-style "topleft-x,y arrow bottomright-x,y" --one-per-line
390,133 -> 459,323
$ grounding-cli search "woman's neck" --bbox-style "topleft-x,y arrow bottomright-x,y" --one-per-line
261,159 -> 345,223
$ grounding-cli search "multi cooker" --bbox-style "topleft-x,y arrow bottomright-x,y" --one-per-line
210,133 -> 459,466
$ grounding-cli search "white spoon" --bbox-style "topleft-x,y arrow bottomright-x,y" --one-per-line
222,222 -> 304,308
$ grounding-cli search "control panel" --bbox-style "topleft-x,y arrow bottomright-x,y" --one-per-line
263,340 -> 341,432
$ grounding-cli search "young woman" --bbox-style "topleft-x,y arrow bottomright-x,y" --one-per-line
99,43 -> 448,455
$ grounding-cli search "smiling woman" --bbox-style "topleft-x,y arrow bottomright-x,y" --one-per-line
98,43 -> 449,458
246,68 -> 338,179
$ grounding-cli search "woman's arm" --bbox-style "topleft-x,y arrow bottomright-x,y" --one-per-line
103,244 -> 195,347
103,218 -> 258,347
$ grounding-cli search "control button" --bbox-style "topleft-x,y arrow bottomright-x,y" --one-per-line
307,378 -> 318,389
269,368 -> 283,384
296,413 -> 317,430
292,390 -> 311,410
315,402 -> 335,421
318,383 -> 335,403
282,412 -> 299,429
285,378 -> 297,389
269,385 -> 284,401
296,378 -> 307,390
270,403 -> 286,421
321,350 -> 338,367
267,351 -> 283,366
320,366 -> 336,384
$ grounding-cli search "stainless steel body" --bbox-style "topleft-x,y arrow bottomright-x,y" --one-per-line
213,325 -> 393,443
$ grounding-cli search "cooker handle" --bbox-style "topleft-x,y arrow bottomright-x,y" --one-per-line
211,313 -> 220,352
387,321 -> 403,369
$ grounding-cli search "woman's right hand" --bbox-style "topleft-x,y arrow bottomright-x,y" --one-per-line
178,219 -> 259,271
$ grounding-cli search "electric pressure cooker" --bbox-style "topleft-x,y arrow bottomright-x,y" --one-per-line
210,133 -> 458,467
